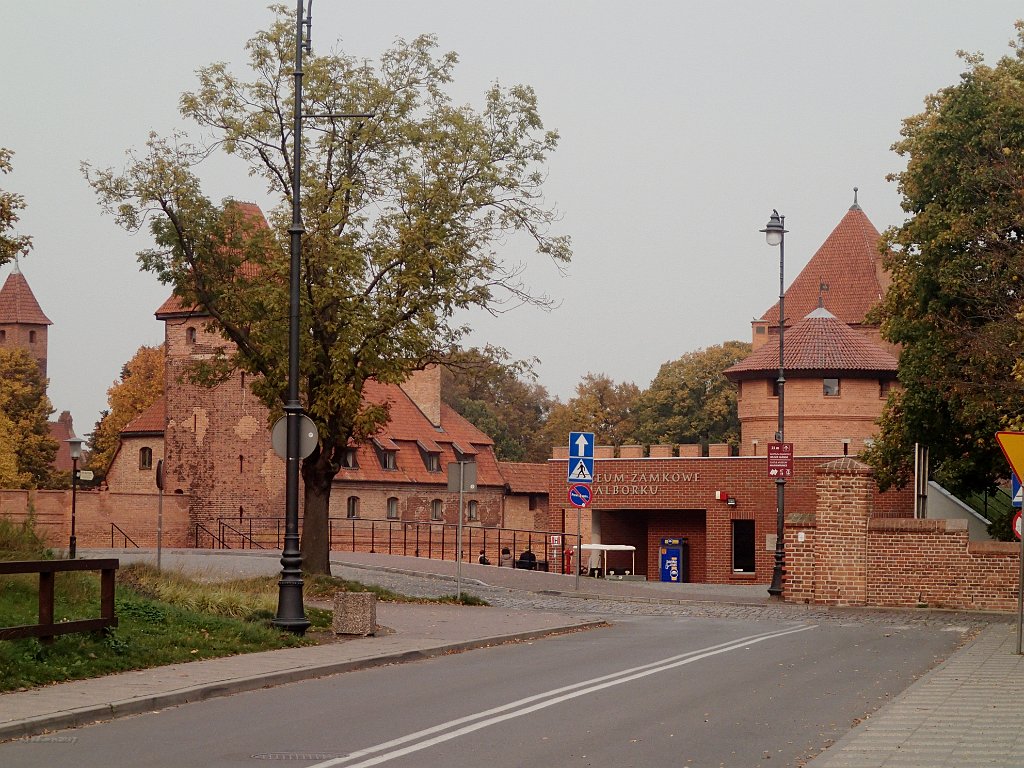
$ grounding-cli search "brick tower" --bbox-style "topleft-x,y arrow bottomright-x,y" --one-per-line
0,260 -> 51,378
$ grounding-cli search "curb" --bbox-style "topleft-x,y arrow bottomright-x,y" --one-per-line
0,620 -> 604,743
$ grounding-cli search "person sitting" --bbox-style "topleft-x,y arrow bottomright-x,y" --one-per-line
517,548 -> 537,570
478,549 -> 491,565
498,547 -> 514,567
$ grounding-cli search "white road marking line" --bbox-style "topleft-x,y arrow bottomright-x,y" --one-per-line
307,623 -> 815,768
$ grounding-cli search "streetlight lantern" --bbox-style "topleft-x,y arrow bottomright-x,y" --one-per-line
65,436 -> 85,559
761,210 -> 788,599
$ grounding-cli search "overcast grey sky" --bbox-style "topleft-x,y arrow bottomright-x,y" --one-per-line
3,1 -> 1022,438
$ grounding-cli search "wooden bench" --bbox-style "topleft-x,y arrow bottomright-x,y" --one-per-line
0,559 -> 119,643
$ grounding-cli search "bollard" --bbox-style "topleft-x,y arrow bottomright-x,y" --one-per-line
332,592 -> 377,636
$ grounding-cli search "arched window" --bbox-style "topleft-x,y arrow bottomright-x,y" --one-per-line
386,497 -> 399,520
467,500 -> 479,521
186,326 -> 197,344
431,499 -> 443,521
139,447 -> 153,470
346,496 -> 360,519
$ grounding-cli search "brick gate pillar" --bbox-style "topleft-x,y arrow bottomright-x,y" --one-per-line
813,457 -> 875,606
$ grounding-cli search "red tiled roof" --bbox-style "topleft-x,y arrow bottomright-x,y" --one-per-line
121,397 -> 166,435
333,381 -> 503,486
725,307 -> 898,380
48,412 -> 74,473
0,268 -> 51,325
761,206 -> 887,328
498,462 -> 549,494
155,201 -> 270,319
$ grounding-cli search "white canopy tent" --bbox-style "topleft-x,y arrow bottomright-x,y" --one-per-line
569,543 -> 636,576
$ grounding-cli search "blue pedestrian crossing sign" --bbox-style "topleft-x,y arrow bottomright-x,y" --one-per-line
1013,474 -> 1022,509
568,431 -> 595,484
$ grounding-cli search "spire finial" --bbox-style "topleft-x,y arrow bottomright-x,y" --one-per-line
818,280 -> 829,308
850,186 -> 861,211
12,253 -> 21,274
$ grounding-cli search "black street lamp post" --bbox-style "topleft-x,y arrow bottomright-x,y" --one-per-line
273,0 -> 371,634
762,210 -> 787,599
65,436 -> 85,559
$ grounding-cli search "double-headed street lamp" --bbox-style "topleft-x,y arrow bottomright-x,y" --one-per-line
65,436 -> 85,559
762,210 -> 787,599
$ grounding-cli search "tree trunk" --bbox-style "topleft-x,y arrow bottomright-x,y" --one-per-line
300,454 -> 335,575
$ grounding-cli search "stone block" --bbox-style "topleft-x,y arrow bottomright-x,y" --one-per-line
332,591 -> 377,636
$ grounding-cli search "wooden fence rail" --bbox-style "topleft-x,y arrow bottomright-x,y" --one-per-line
0,558 -> 119,643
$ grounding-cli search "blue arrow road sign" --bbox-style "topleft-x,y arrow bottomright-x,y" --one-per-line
1013,474 -> 1022,509
569,432 -> 595,459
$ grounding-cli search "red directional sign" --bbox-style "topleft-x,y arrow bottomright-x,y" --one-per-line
568,484 -> 592,508
767,442 -> 794,478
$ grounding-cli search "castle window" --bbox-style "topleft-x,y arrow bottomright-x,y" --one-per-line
29,330 -> 36,343
139,447 -> 153,470
186,326 -> 197,344
0,329 -> 6,341
386,497 -> 399,520
879,379 -> 893,398
239,454 -> 244,473
467,500 -> 479,521
732,520 -> 755,573
346,496 -> 360,519
431,499 -> 443,521
823,378 -> 841,397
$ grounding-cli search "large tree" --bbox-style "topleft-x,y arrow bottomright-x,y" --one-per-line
0,347 -> 57,489
633,341 -> 750,448
0,147 -> 32,266
84,8 -> 570,574
87,345 -> 165,477
441,347 -> 553,462
865,27 -> 1024,495
542,373 -> 641,449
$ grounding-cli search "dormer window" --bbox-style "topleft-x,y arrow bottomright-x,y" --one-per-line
372,436 -> 399,470
341,447 -> 358,469
417,439 -> 442,472
451,441 -> 477,464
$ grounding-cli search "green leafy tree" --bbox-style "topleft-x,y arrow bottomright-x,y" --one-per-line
87,345 -> 165,476
633,341 -> 751,448
0,147 -> 32,265
0,347 -> 57,488
84,8 -> 570,574
865,27 -> 1024,495
441,347 -> 553,462
542,373 -> 641,449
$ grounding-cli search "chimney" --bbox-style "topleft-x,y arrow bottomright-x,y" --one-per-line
400,366 -> 441,427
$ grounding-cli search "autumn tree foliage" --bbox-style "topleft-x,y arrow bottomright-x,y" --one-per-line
865,26 -> 1024,495
87,345 -> 165,476
0,347 -> 57,488
0,147 -> 32,266
84,9 -> 570,574
441,347 -> 553,463
633,341 -> 751,448
542,373 -> 641,449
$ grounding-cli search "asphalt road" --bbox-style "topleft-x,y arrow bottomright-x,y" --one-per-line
0,613 -> 965,768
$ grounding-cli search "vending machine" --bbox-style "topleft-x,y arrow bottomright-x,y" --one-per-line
659,538 -> 683,583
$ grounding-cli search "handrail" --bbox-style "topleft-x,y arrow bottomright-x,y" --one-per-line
110,522 -> 140,549
218,520 -> 265,550
194,522 -> 228,549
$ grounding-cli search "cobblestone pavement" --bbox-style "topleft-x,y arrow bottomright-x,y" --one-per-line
327,561 -> 1007,631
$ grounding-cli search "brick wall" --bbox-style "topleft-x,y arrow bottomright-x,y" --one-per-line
106,435 -> 164,494
783,459 -> 1021,612
738,376 -> 889,457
